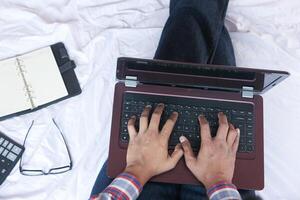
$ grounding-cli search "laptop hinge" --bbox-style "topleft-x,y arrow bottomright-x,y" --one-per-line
242,86 -> 254,98
125,76 -> 138,87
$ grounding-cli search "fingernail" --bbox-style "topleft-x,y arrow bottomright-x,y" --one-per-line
236,128 -> 240,135
158,103 -> 164,107
145,105 -> 152,108
131,115 -> 136,119
219,112 -> 224,115
179,136 -> 187,143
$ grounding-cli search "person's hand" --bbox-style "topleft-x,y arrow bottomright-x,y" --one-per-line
180,112 -> 240,189
124,104 -> 183,186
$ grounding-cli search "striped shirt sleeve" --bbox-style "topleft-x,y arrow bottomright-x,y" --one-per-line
207,181 -> 242,200
90,173 -> 143,200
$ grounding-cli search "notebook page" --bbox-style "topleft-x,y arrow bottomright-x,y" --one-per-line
20,46 -> 68,107
0,58 -> 31,116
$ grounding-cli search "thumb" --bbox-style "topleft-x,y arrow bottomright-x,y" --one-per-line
161,143 -> 183,172
180,136 -> 196,168
169,143 -> 184,167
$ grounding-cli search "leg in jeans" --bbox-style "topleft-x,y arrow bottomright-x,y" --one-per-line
212,26 -> 236,66
137,182 -> 180,200
155,0 -> 233,65
167,0 -> 236,67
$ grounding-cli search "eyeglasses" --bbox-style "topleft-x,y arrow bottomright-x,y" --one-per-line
19,119 -> 73,176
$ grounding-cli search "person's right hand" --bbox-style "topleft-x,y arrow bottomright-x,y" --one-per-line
180,112 -> 240,189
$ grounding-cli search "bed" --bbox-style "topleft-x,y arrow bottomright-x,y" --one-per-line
0,0 -> 299,199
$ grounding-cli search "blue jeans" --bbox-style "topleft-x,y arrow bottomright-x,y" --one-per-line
91,0 -> 257,199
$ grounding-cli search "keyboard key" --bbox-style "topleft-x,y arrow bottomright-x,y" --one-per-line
191,112 -> 198,118
192,106 -> 199,111
2,140 -> 8,148
238,145 -> 246,152
189,118 -> 196,124
120,134 -> 129,142
238,111 -> 246,115
191,126 -> 197,132
246,117 -> 253,123
11,146 -> 22,155
1,169 -> 6,174
183,126 -> 190,132
234,116 -> 245,121
2,149 -> 9,157
246,145 -> 254,152
122,120 -> 128,127
172,131 -> 182,137
175,125 -> 183,131
0,138 -> 4,145
247,131 -> 253,136
182,118 -> 188,124
246,137 -> 254,144
123,127 -> 128,133
200,107 -> 206,112
6,152 -> 17,162
186,134 -> 194,140
247,124 -> 254,129
6,143 -> 13,150
124,113 -> 130,118
207,108 -> 214,112
240,137 -> 246,144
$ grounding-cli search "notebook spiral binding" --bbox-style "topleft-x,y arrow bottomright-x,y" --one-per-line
15,57 -> 36,109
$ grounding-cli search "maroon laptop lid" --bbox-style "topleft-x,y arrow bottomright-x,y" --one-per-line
117,57 -> 289,94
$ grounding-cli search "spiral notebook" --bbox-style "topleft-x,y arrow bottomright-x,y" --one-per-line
0,43 -> 81,120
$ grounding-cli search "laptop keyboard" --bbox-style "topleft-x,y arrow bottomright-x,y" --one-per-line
120,93 -> 255,153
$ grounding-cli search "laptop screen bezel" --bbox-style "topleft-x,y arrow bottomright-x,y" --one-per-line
116,57 -> 290,94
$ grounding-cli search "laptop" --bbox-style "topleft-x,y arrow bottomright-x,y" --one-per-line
107,57 -> 289,190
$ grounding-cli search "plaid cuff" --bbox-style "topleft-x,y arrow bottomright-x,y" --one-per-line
92,172 -> 143,200
207,181 -> 241,200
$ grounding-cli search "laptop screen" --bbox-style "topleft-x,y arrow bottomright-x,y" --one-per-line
117,57 -> 289,94
126,60 -> 256,81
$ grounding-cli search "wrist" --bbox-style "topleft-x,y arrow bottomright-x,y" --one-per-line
124,165 -> 152,186
202,175 -> 232,189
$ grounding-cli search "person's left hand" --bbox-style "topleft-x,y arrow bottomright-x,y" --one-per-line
124,103 -> 183,186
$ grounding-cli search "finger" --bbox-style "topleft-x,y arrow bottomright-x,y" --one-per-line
179,136 -> 196,169
139,105 -> 151,133
227,123 -> 238,146
148,103 -> 164,131
128,116 -> 138,141
198,115 -> 212,143
232,128 -> 240,153
216,112 -> 229,141
164,143 -> 184,170
160,112 -> 178,140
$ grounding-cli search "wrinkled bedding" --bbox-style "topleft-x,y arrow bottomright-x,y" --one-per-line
0,0 -> 300,199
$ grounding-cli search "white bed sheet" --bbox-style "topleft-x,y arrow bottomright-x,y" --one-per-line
0,0 -> 299,199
